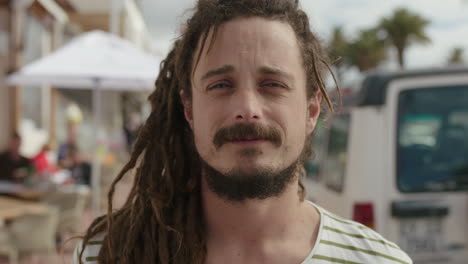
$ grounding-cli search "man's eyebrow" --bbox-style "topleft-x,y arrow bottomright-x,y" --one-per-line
201,65 -> 235,81
258,66 -> 293,82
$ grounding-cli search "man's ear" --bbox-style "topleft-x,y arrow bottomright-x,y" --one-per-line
306,91 -> 322,134
179,90 -> 194,129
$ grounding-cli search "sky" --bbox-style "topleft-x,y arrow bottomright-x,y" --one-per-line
140,0 -> 468,73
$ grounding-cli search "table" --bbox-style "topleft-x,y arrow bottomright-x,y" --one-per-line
0,181 -> 45,201
0,196 -> 50,221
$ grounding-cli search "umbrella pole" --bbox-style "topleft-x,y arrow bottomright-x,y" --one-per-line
92,81 -> 102,216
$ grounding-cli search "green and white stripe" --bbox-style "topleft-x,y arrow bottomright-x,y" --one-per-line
73,202 -> 413,264
301,204 -> 412,264
73,237 -> 104,263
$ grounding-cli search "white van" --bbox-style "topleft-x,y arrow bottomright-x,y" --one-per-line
304,67 -> 468,264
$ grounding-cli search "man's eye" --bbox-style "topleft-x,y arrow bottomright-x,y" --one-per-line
209,82 -> 231,90
262,82 -> 286,88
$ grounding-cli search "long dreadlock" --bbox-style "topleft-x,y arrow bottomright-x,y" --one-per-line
79,0 -> 337,263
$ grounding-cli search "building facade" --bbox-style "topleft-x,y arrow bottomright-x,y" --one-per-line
0,0 -> 153,154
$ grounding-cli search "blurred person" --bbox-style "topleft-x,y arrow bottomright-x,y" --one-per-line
0,132 -> 32,183
58,122 -> 79,167
32,144 -> 57,173
123,112 -> 142,153
75,1 -> 413,263
58,122 -> 91,185
67,144 -> 91,185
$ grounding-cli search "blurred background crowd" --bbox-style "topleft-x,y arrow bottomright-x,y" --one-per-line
0,1 -> 152,263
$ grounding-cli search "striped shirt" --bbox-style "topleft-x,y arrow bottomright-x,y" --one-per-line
74,202 -> 412,264
302,203 -> 412,264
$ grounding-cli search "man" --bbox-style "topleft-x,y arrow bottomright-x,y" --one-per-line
0,132 -> 32,183
58,122 -> 91,185
75,1 -> 413,263
57,122 -> 79,168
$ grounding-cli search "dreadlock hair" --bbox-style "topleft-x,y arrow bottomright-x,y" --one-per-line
79,0 -> 338,263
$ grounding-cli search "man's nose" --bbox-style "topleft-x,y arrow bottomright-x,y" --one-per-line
231,87 -> 262,122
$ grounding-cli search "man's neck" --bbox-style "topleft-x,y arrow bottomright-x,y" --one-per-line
202,176 -> 320,264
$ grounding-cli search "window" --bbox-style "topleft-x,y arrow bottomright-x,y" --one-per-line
323,114 -> 351,192
397,85 -> 468,192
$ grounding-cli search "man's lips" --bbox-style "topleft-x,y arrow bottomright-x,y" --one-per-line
228,138 -> 268,145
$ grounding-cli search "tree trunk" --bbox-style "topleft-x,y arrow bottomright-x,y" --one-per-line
397,46 -> 405,69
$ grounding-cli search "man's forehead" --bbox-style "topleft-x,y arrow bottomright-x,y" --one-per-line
192,17 -> 303,79
200,17 -> 298,53
200,64 -> 295,84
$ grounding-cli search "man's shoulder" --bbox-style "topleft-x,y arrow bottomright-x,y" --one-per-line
73,234 -> 104,264
310,205 -> 413,264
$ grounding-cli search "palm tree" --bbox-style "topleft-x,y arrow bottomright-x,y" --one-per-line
327,26 -> 349,84
379,8 -> 430,68
346,29 -> 387,72
448,47 -> 464,65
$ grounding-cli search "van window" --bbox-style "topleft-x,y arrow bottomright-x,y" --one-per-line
397,85 -> 468,192
323,114 -> 351,192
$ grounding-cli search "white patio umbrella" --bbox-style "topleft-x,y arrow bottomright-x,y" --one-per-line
7,30 -> 161,215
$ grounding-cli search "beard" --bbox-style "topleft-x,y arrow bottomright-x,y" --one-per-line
195,122 -> 310,202
200,153 -> 302,202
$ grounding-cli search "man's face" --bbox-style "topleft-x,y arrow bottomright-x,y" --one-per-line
183,17 -> 321,199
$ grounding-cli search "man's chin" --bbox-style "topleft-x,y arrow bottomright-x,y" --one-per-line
217,160 -> 273,176
201,158 -> 300,202
219,167 -> 269,179
227,148 -> 275,162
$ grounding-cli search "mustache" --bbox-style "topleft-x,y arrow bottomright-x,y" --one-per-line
213,123 -> 282,149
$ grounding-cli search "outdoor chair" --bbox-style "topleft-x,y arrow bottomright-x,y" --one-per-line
0,221 -> 18,264
9,206 -> 59,260
42,188 -> 89,235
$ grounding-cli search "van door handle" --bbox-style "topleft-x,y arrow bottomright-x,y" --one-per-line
391,200 -> 449,218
